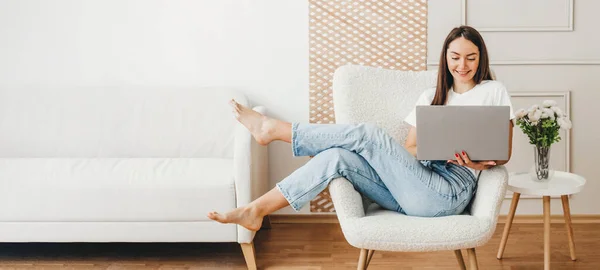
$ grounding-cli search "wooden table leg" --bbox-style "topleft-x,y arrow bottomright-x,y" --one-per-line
497,192 -> 520,259
543,196 -> 551,270
561,195 -> 577,260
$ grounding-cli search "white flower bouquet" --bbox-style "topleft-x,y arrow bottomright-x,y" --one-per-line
514,100 -> 572,180
514,100 -> 572,147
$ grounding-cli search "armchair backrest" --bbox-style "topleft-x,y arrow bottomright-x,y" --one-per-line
332,65 -> 437,144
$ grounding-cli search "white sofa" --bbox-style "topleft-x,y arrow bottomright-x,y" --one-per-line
0,87 -> 268,269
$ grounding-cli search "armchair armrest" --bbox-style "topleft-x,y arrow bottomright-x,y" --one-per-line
469,165 -> 509,222
234,106 -> 269,243
329,177 -> 367,221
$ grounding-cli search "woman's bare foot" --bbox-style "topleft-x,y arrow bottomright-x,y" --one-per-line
207,206 -> 264,232
229,99 -> 279,145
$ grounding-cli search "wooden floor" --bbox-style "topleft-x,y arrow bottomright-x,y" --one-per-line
0,223 -> 599,269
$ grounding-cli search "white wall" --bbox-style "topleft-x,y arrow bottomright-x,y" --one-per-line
429,0 -> 600,216
0,0 -> 597,215
0,0 -> 312,215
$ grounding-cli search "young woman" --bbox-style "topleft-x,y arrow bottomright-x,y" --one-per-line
208,26 -> 514,232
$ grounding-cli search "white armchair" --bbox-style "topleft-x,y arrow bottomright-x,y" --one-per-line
329,65 -> 508,269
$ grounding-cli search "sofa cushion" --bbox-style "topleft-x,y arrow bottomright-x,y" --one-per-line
0,158 -> 236,222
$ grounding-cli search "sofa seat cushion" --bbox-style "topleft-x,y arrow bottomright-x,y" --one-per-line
0,158 -> 236,222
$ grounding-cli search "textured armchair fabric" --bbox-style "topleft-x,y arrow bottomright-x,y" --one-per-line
329,65 -> 508,252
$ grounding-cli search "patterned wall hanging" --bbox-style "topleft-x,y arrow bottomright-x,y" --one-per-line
308,0 -> 428,212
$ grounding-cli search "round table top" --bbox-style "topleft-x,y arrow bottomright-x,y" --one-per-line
508,171 -> 586,196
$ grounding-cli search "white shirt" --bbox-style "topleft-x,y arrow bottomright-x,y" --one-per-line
404,80 -> 516,177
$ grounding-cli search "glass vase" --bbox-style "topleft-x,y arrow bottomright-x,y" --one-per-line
530,144 -> 555,181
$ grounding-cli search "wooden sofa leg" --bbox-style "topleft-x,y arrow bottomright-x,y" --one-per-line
240,242 -> 257,270
467,248 -> 479,270
357,249 -> 369,270
454,249 -> 467,270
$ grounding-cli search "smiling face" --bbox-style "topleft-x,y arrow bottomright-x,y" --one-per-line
431,26 -> 492,105
446,37 -> 480,85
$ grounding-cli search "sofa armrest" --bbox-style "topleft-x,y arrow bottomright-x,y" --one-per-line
469,165 -> 509,223
234,106 -> 269,243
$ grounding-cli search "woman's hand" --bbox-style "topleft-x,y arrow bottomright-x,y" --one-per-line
447,151 -> 496,170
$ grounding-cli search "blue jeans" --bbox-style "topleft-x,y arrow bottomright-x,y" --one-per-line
276,123 -> 478,217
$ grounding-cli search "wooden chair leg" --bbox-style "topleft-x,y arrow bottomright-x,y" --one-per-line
467,248 -> 479,270
357,249 -> 369,270
561,195 -> 577,261
365,249 -> 375,267
240,242 -> 257,270
497,192 -> 520,259
454,250 -> 467,270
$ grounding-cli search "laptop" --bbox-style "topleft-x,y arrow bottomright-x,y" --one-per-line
415,105 -> 510,161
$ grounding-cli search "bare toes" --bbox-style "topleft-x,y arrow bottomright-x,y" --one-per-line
207,211 -> 219,219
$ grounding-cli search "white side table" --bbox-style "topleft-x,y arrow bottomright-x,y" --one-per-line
496,171 -> 586,270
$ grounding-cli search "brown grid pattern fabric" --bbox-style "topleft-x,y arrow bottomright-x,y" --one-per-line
309,0 -> 428,212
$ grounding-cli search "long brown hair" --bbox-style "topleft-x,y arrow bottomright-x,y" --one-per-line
431,26 -> 492,105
